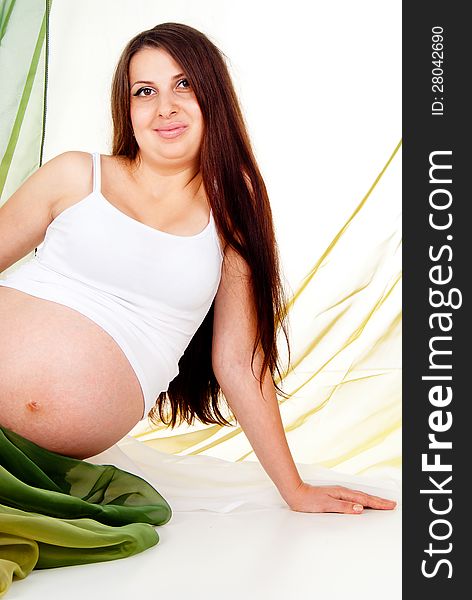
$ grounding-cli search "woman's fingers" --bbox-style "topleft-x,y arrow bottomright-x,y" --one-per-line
330,486 -> 397,510
286,482 -> 398,514
325,498 -> 366,514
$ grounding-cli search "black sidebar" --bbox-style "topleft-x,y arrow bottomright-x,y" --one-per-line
403,3 -> 468,597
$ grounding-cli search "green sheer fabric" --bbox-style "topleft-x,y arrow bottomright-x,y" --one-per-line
0,425 -> 172,597
0,0 -> 50,205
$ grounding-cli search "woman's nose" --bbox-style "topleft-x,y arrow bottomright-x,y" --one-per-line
157,92 -> 178,118
159,108 -> 177,119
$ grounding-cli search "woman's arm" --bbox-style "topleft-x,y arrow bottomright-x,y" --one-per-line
0,151 -> 89,273
212,246 -> 397,513
214,341 -> 304,504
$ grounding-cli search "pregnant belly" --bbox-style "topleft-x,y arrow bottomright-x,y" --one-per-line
0,286 -> 145,459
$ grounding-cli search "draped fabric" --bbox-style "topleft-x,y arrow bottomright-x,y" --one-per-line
0,426 -> 172,597
0,0 -> 49,212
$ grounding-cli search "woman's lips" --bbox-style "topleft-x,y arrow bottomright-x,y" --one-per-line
154,126 -> 188,139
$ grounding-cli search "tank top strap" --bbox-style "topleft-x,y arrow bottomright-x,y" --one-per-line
92,152 -> 101,193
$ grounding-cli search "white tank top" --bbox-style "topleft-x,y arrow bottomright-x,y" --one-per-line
0,152 -> 224,420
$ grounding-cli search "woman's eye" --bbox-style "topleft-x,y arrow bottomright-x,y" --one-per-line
134,87 -> 155,97
133,80 -> 190,97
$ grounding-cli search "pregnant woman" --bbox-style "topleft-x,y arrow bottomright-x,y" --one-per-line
0,21 -> 396,594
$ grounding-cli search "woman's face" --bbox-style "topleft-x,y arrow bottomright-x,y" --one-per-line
129,47 -> 204,165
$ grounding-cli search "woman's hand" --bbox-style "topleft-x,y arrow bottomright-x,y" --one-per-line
285,482 -> 398,514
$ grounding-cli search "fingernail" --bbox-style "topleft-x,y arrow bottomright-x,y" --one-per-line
353,504 -> 363,512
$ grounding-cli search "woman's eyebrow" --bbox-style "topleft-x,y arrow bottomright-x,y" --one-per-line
131,73 -> 185,87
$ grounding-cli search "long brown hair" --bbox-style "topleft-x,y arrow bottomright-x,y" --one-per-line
110,22 -> 291,428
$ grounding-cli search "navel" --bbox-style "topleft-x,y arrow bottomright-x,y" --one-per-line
26,400 -> 40,412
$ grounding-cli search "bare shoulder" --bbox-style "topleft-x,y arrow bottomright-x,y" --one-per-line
43,150 -> 96,216
46,150 -> 94,193
0,151 -> 92,272
41,150 -> 92,179
2,150 -> 93,215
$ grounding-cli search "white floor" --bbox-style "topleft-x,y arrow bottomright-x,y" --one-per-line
8,436 -> 402,600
